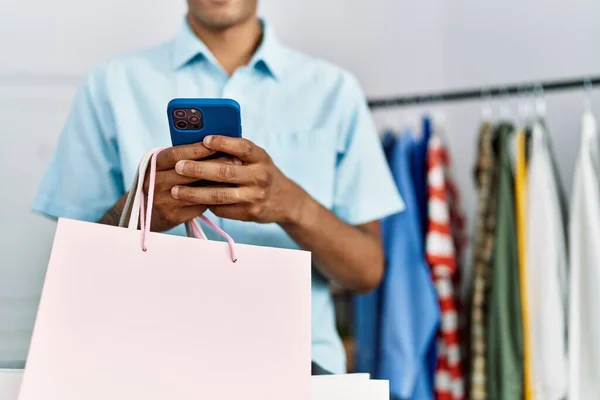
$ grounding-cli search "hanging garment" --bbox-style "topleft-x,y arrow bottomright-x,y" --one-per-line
378,132 -> 440,400
412,117 -> 433,240
432,122 -> 469,280
525,122 -> 568,400
434,122 -> 469,391
569,111 -> 600,400
515,130 -> 533,400
468,122 -> 499,400
353,132 -> 398,378
486,122 -> 524,400
425,135 -> 465,400
446,169 -> 468,282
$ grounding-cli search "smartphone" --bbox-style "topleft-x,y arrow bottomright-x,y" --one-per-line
167,98 -> 242,147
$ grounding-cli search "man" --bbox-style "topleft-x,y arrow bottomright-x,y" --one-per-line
33,0 -> 403,374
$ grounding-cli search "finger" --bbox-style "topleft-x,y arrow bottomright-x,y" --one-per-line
150,205 -> 207,231
174,160 -> 254,184
174,183 -> 236,207
143,170 -> 199,193
209,205 -> 253,222
179,205 -> 209,221
203,136 -> 265,162
156,143 -> 216,170
202,156 -> 241,165
160,170 -> 202,186
171,185 -> 254,205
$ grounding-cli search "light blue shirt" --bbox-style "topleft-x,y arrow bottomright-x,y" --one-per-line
32,20 -> 404,374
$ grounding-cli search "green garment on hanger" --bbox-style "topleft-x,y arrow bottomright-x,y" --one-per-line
486,122 -> 524,400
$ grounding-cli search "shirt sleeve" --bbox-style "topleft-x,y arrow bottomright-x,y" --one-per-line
332,74 -> 404,225
32,66 -> 124,222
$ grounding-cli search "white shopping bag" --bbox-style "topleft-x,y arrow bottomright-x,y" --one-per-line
0,369 -> 22,400
7,369 -> 389,400
311,376 -> 389,400
19,149 -> 312,400
310,373 -> 370,381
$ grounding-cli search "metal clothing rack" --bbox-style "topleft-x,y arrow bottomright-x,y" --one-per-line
367,75 -> 600,109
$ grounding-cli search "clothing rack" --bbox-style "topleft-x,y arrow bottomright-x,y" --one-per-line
367,75 -> 600,109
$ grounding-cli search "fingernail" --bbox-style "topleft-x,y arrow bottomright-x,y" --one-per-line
175,160 -> 185,174
171,186 -> 180,199
203,136 -> 213,146
233,157 -> 242,165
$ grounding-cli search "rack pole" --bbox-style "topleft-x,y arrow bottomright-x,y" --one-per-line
367,75 -> 600,109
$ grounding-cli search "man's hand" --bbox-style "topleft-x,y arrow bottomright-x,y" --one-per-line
167,135 -> 385,293
141,143 -> 216,232
171,136 -> 308,225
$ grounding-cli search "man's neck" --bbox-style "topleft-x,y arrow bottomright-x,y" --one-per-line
187,15 -> 262,76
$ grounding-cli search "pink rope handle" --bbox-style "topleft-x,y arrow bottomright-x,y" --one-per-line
192,217 -> 238,262
138,148 -> 237,262
187,220 -> 207,240
139,149 -> 162,251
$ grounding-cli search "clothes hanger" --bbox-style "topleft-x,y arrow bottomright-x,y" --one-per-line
480,89 -> 493,122
402,100 -> 421,137
581,78 -> 598,147
429,95 -> 450,145
431,95 -> 446,127
583,77 -> 593,115
529,83 -> 551,155
513,88 -> 533,162
498,87 -> 512,121
517,87 -> 533,127
534,83 -> 547,119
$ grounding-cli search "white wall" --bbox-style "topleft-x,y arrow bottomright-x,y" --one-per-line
439,0 -> 600,216
0,0 -> 187,367
1,0 -> 599,366
261,0 -> 600,212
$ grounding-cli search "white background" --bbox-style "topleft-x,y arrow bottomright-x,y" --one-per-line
1,0 -> 599,366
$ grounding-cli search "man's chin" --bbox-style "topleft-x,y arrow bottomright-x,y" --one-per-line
194,13 -> 247,30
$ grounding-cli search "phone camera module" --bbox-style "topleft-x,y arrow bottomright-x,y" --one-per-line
188,115 -> 201,124
174,109 -> 186,118
176,120 -> 188,129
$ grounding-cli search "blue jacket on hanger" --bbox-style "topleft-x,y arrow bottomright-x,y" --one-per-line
355,132 -> 439,399
354,131 -> 396,377
380,132 -> 439,399
411,117 -> 432,240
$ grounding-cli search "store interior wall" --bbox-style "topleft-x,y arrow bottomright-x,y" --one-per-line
1,0 -> 599,365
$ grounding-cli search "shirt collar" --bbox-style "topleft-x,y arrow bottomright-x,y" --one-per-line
171,18 -> 285,80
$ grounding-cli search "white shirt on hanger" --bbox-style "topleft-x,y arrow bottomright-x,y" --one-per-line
569,110 -> 600,400
526,121 -> 569,400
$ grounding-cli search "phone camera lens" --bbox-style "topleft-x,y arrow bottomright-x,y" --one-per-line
174,109 -> 186,118
188,115 -> 201,124
176,120 -> 188,129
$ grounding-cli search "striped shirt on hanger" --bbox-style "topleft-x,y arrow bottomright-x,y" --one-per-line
426,134 -> 465,400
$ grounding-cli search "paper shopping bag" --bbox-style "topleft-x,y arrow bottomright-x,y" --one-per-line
0,370 -> 22,400
311,376 -> 390,400
19,149 -> 312,400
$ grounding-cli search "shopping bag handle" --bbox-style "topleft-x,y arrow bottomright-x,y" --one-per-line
119,147 -> 237,262
119,149 -> 155,230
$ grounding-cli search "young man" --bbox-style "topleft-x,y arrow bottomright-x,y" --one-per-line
33,0 -> 403,374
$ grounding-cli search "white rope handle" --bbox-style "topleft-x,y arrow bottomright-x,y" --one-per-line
118,148 -> 208,240
119,149 -> 155,228
129,149 -> 157,229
